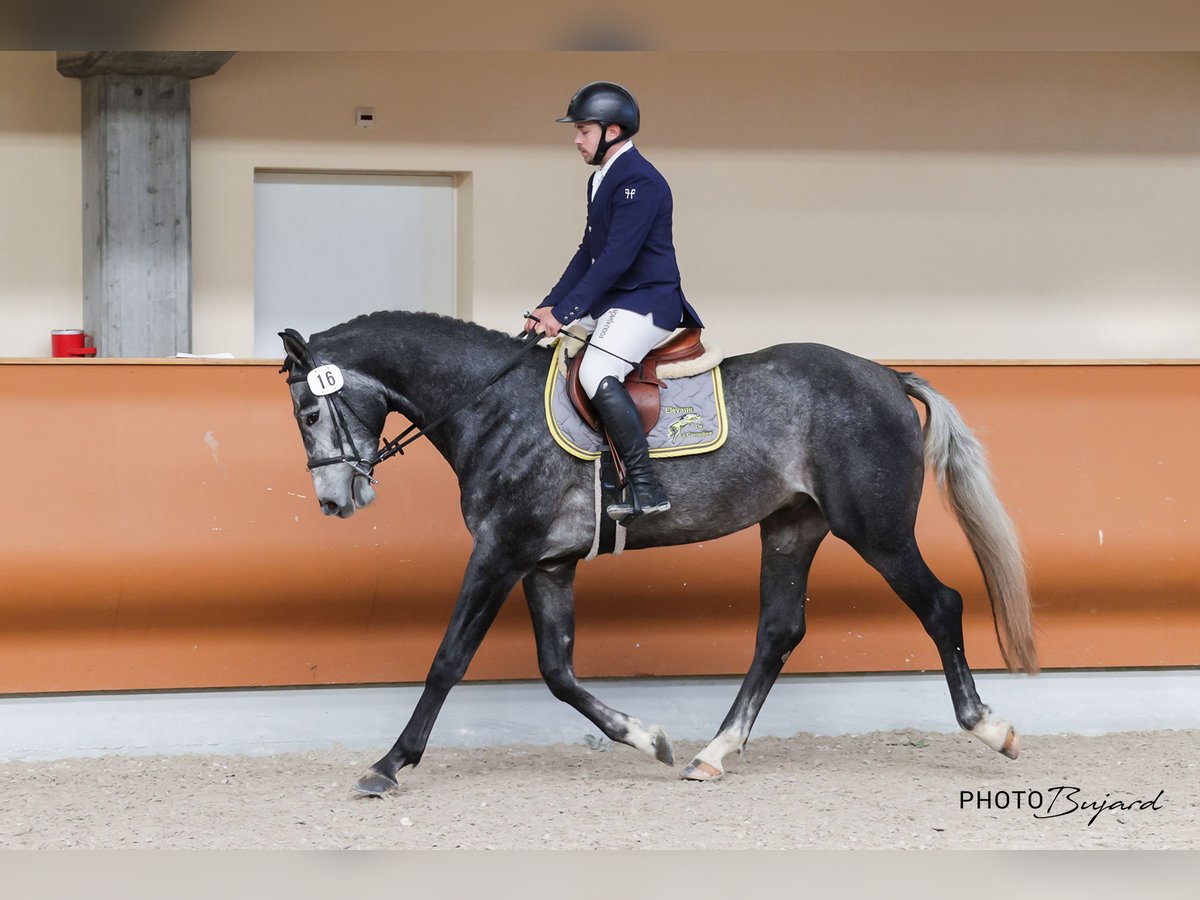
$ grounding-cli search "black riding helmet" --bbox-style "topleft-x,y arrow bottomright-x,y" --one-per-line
556,81 -> 640,166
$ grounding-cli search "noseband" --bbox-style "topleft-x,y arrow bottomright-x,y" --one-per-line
281,326 -> 544,483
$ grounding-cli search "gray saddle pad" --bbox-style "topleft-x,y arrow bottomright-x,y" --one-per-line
543,344 -> 728,460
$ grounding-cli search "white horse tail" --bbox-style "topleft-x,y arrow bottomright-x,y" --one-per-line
900,373 -> 1039,675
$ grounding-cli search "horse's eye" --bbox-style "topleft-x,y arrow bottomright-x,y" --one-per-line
305,412 -> 320,427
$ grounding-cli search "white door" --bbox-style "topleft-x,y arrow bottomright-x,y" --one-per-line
253,172 -> 455,357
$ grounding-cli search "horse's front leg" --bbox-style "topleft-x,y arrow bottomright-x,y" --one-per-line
524,562 -> 674,766
354,545 -> 529,796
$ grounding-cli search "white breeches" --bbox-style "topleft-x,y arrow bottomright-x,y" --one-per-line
575,308 -> 675,399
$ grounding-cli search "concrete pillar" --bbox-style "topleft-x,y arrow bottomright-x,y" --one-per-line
59,52 -> 234,357
79,73 -> 191,357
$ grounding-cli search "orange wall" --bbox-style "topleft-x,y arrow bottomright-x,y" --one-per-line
1,359 -> 1197,694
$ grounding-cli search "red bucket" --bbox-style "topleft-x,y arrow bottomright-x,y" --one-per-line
51,329 -> 97,357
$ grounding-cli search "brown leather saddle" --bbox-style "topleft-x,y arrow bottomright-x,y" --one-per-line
567,328 -> 706,434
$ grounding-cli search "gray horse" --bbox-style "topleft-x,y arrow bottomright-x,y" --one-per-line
279,311 -> 1037,797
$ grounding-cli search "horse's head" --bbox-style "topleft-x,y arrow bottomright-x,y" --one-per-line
280,329 -> 384,519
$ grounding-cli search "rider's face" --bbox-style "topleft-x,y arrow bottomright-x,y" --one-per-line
573,122 -> 620,164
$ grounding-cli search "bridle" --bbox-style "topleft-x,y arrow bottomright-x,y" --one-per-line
280,325 -> 545,483
281,330 -> 382,482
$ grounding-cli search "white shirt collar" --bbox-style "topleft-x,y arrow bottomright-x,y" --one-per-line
591,140 -> 634,200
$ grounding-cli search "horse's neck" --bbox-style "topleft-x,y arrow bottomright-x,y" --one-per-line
356,322 -> 526,467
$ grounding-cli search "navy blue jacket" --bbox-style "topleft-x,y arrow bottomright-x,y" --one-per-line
539,146 -> 703,331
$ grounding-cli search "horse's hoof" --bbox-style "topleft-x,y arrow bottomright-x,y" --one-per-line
651,726 -> 675,766
680,759 -> 722,781
352,770 -> 399,797
1000,727 -> 1021,760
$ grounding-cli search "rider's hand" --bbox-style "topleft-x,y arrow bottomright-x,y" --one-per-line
525,307 -> 563,338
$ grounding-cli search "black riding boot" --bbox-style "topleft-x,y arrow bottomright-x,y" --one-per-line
591,376 -> 671,522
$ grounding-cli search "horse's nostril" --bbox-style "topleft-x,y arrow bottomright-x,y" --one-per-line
322,499 -> 339,515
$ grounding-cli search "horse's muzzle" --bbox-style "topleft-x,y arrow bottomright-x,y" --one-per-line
352,474 -> 377,509
317,474 -> 375,518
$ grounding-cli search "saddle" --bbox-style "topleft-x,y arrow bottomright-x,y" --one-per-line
567,328 -> 707,434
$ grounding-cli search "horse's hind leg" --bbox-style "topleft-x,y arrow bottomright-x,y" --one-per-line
523,562 -> 674,765
853,537 -> 1020,758
682,502 -> 829,781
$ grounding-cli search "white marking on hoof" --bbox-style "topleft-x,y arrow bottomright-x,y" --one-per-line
650,726 -> 675,765
681,759 -> 723,781
619,716 -> 673,765
683,726 -> 747,781
970,714 -> 1017,756
1001,728 -> 1021,759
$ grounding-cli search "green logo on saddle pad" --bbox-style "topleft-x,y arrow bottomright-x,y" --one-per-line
668,413 -> 707,444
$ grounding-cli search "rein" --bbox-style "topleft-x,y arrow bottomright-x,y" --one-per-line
376,317 -> 645,463
282,325 -> 545,481
374,327 -> 544,465
554,323 -> 645,379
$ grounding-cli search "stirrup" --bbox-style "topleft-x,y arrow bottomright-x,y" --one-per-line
607,496 -> 671,523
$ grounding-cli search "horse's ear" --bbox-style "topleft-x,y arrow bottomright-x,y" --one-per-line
278,329 -> 309,374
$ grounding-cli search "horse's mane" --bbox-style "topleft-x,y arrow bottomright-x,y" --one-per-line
316,310 -> 522,351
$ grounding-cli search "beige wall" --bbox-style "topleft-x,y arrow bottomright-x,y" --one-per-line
0,53 -> 81,357
4,51 -> 1199,359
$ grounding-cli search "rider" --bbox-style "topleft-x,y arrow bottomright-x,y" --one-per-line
525,81 -> 703,522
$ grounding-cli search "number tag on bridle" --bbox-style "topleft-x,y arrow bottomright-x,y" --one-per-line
307,364 -> 345,396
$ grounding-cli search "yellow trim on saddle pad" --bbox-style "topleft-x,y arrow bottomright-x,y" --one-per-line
543,339 -> 729,462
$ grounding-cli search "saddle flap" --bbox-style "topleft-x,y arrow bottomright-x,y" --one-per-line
567,351 -> 660,434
